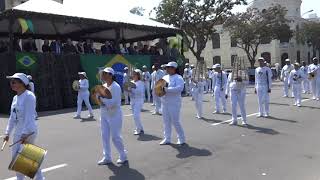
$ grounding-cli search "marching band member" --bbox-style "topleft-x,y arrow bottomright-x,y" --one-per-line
123,67 -> 130,105
308,57 -> 319,100
151,65 -> 156,106
280,59 -> 294,98
129,69 -> 145,135
161,64 -> 167,75
27,75 -> 38,118
4,73 -> 44,180
288,63 -> 306,107
183,63 -> 191,96
192,77 -> 205,119
152,64 -> 165,115
142,65 -> 151,102
255,57 -> 272,117
212,64 -> 228,114
205,67 -> 213,94
300,61 -> 310,94
225,69 -> 248,126
74,72 -> 94,119
98,67 -> 128,165
160,62 -> 186,145
190,64 -> 195,100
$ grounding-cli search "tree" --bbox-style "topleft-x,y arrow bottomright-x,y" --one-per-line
130,6 -> 146,16
299,22 -> 320,56
154,0 -> 246,62
224,5 -> 293,68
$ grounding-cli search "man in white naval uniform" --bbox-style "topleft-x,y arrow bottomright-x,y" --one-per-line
212,64 -> 228,113
152,64 -> 165,115
191,77 -> 206,119
123,67 -> 130,105
205,67 -> 213,93
142,65 -> 151,102
160,62 -> 186,145
288,63 -> 306,107
225,69 -> 248,126
98,67 -> 128,165
308,58 -> 319,100
280,59 -> 294,97
74,72 -> 94,119
300,61 -> 310,94
183,63 -> 191,96
255,57 -> 273,117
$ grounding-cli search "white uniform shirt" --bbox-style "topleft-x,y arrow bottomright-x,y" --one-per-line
212,71 -> 228,90
192,80 -> 205,94
288,69 -> 305,85
255,66 -> 272,88
300,66 -> 309,79
183,68 -> 191,79
281,64 -> 294,79
78,79 -> 89,92
152,69 -> 165,89
225,74 -> 248,95
308,64 -> 320,80
5,90 -> 38,136
123,73 -> 130,84
130,80 -> 145,100
142,71 -> 151,83
100,81 -> 122,116
162,74 -> 184,104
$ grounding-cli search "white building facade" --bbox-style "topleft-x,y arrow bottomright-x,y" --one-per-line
185,0 -> 316,68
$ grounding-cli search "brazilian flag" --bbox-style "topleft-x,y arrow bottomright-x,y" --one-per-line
16,53 -> 37,72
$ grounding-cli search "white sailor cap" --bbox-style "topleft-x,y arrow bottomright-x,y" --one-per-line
124,67 -> 129,70
285,59 -> 290,62
258,57 -> 265,61
27,75 -> 32,80
214,64 -> 221,68
6,73 -> 29,86
166,61 -> 178,68
78,72 -> 87,78
134,69 -> 142,74
142,65 -> 147,69
103,67 -> 114,75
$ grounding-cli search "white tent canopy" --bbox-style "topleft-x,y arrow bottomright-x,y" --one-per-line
0,0 -> 179,42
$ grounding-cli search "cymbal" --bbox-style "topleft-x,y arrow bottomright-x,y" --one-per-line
155,79 -> 167,97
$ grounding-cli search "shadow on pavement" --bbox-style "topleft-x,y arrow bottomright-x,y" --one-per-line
170,144 -> 212,159
202,118 -> 222,124
266,116 -> 297,123
80,117 -> 97,122
242,124 -> 280,135
107,162 -> 145,180
300,105 -> 320,110
137,134 -> 162,141
269,102 -> 290,106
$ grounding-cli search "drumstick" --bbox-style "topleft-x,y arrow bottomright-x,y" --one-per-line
9,132 -> 35,147
1,141 -> 8,151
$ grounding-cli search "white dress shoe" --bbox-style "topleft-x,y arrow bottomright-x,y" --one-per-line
159,139 -> 171,145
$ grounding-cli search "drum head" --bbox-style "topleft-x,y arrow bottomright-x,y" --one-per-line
155,79 -> 167,97
72,80 -> 79,91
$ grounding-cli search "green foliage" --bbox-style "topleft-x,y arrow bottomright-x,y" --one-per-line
130,6 -> 146,16
155,0 -> 246,61
224,5 -> 293,68
300,22 -> 320,50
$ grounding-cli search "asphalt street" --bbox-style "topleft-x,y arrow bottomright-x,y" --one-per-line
1,82 -> 320,180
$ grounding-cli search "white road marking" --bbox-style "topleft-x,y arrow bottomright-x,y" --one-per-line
4,164 -> 68,180
301,98 -> 312,102
124,114 -> 133,117
211,113 -> 259,126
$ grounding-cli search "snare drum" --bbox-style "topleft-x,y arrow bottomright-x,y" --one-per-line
9,143 -> 47,179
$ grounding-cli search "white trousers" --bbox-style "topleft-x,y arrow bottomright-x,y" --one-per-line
152,89 -> 155,105
184,79 -> 190,95
316,79 -> 320,98
12,133 -> 44,180
283,77 -> 290,96
76,91 -> 93,116
292,84 -> 302,105
230,89 -> 247,123
153,90 -> 162,113
162,102 -> 185,143
144,82 -> 151,102
302,79 -> 310,93
214,87 -> 227,112
100,110 -> 127,161
206,79 -> 212,92
131,98 -> 144,131
124,90 -> 130,104
193,91 -> 203,117
257,86 -> 270,116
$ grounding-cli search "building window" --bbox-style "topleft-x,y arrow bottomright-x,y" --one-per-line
297,51 -> 301,63
231,38 -> 237,47
281,53 -> 289,67
212,33 -> 220,49
261,52 -> 271,63
308,52 -> 311,64
231,55 -> 237,66
213,56 -> 221,64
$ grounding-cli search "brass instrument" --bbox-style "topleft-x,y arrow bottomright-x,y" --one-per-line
123,64 -> 136,91
230,56 -> 248,88
191,59 -> 207,84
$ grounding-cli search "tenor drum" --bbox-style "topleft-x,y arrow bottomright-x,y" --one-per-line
155,79 -> 167,97
9,144 -> 47,179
